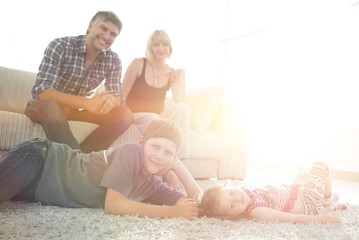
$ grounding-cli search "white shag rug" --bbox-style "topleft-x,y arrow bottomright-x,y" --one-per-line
1,180 -> 358,240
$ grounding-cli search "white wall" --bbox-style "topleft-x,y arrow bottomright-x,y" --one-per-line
0,0 -> 225,88
223,0 -> 359,171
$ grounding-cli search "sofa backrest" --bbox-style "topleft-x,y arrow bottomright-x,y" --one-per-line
0,66 -> 36,114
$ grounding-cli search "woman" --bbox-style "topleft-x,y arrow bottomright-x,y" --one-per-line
122,30 -> 190,164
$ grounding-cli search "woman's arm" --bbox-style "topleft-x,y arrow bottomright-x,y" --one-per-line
104,188 -> 199,219
248,207 -> 340,224
169,69 -> 186,102
121,58 -> 143,100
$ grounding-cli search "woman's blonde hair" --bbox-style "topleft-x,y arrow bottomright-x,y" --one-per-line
142,119 -> 183,151
145,30 -> 173,62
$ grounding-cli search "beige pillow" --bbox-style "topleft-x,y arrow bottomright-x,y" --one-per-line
186,86 -> 226,132
0,66 -> 36,114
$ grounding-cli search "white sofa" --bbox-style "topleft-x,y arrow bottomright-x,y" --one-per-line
0,66 -> 248,179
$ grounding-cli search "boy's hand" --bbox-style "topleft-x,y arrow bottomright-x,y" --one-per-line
171,197 -> 199,220
157,157 -> 181,176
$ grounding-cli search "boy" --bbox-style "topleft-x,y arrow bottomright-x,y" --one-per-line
0,119 -> 201,219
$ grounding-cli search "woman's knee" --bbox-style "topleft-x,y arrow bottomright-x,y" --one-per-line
174,102 -> 190,114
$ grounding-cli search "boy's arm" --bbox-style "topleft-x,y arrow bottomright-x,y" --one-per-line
248,207 -> 340,224
104,188 -> 199,219
169,158 -> 202,199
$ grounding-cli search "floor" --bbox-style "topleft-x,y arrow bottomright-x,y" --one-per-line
244,167 -> 359,205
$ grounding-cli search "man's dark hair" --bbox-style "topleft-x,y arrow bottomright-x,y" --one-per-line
87,11 -> 122,34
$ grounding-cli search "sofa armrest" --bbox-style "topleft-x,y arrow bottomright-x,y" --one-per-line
210,101 -> 249,179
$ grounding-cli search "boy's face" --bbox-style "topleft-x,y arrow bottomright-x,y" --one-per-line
141,137 -> 177,175
214,187 -> 250,219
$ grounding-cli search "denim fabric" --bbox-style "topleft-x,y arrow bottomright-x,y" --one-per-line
0,138 -> 50,204
25,99 -> 134,153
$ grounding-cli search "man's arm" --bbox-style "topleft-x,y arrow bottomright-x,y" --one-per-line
38,89 -> 116,114
104,188 -> 199,219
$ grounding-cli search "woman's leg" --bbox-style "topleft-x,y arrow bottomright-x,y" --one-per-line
133,112 -> 160,134
160,103 -> 190,160
0,138 -> 49,204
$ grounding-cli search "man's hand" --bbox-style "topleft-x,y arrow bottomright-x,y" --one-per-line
86,91 -> 116,114
171,197 -> 199,220
98,92 -> 117,114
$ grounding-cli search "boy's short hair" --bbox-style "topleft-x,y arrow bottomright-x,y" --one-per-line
88,11 -> 122,34
142,119 -> 183,151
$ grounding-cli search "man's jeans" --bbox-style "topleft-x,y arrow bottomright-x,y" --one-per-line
25,99 -> 134,153
0,138 -> 50,205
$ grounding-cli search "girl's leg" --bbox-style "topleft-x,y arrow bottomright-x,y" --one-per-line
323,176 -> 347,210
0,138 -> 49,205
293,162 -> 329,214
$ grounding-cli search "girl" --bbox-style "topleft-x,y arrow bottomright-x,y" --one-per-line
199,162 -> 347,224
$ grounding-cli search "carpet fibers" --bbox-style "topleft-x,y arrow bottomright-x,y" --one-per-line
1,180 -> 358,240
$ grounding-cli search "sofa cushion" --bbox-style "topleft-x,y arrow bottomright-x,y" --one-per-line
188,129 -> 223,159
185,86 -> 226,133
0,66 -> 35,114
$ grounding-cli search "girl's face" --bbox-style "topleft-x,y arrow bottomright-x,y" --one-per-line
141,137 -> 177,175
215,187 -> 250,218
151,41 -> 170,60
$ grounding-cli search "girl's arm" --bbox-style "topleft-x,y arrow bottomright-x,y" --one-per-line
104,188 -> 199,219
169,69 -> 186,102
248,207 -> 341,224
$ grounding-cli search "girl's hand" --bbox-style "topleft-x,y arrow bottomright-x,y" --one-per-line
318,214 -> 341,224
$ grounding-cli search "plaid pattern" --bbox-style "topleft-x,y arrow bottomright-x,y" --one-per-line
32,35 -> 123,101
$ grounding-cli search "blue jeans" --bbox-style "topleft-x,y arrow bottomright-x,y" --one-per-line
25,99 -> 134,153
0,138 -> 50,205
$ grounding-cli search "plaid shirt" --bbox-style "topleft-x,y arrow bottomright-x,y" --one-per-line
31,35 -> 123,101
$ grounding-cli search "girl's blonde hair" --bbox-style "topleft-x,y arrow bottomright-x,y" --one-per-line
199,186 -> 222,217
145,30 -> 173,62
142,119 -> 183,152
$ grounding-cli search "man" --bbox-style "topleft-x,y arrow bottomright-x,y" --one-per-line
25,11 -> 133,153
